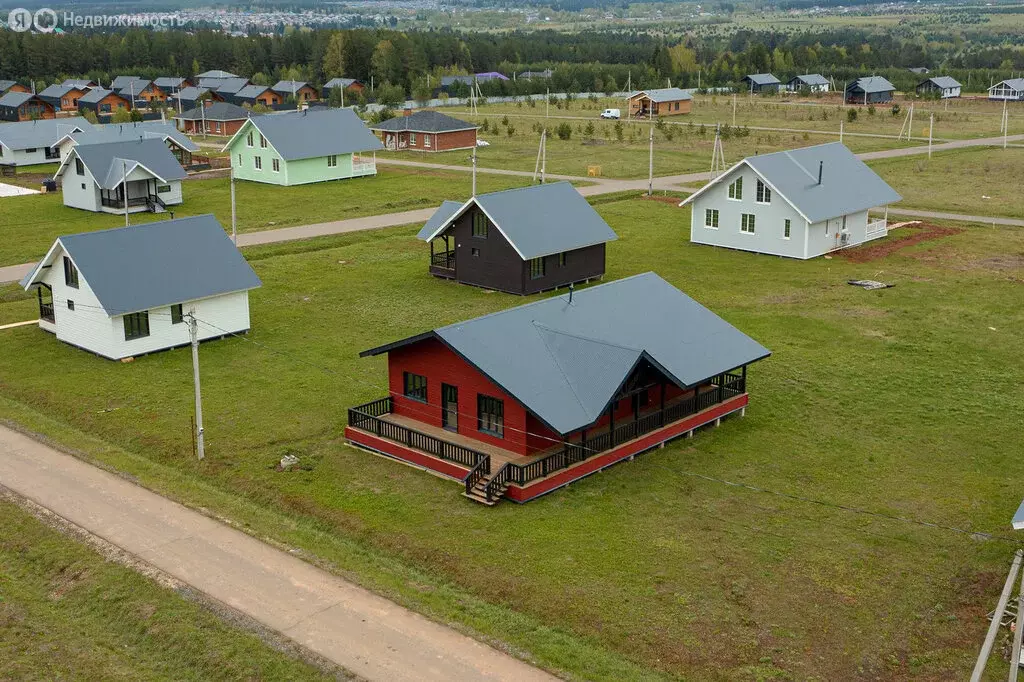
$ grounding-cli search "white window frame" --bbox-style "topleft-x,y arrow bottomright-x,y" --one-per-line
424,134 -> 432,148
783,218 -> 791,239
704,208 -> 719,229
253,155 -> 262,170
272,158 -> 280,173
259,133 -> 267,149
756,179 -> 771,204
246,131 -> 253,148
740,213 -> 755,234
410,132 -> 417,145
327,155 -> 338,167
727,175 -> 743,201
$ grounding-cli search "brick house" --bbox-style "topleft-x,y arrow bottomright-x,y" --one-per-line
369,110 -> 479,152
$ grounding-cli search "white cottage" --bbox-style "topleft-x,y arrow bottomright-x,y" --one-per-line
0,118 -> 93,166
21,215 -> 261,360
680,142 -> 901,260
54,138 -> 186,214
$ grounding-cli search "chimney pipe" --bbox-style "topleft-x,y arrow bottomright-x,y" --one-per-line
817,160 -> 823,185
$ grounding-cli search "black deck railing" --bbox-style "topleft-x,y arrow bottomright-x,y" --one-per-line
348,397 -> 490,471
430,251 -> 455,269
39,302 -> 54,323
348,370 -> 746,491
101,195 -> 151,210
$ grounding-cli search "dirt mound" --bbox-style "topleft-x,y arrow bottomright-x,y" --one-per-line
836,223 -> 962,263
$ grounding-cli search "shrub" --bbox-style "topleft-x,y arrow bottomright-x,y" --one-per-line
584,120 -> 595,139
506,125 -> 515,137
891,103 -> 902,117
867,104 -> 876,116
846,108 -> 858,123
501,115 -> 509,126
555,122 -> 572,140
614,120 -> 624,141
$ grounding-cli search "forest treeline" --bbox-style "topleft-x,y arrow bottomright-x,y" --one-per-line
0,26 -> 1021,96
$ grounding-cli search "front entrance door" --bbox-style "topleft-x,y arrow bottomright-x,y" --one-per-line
441,384 -> 458,432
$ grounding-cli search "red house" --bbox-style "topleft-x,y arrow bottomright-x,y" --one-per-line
346,273 -> 770,505
370,110 -> 479,153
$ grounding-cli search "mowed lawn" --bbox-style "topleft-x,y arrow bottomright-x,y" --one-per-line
0,499 -> 335,681
0,165 -> 532,266
0,199 -> 1023,679
868,147 -> 1024,219
405,109 -> 917,178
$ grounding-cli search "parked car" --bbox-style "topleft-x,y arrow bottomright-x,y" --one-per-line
476,139 -> 490,147
600,108 -> 621,119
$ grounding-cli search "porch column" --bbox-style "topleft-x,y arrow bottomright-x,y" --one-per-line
717,374 -> 725,404
430,239 -> 434,262
580,428 -> 587,450
608,402 -> 615,446
659,380 -> 666,426
633,393 -> 639,422
742,365 -> 747,392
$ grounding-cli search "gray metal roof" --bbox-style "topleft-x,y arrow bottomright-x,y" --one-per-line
78,88 -> 125,105
0,118 -> 93,151
65,139 -> 187,189
62,79 -> 96,89
214,78 -> 250,95
153,77 -> 188,89
197,70 -> 238,79
110,75 -> 141,90
0,92 -> 39,108
631,87 -> 693,103
23,214 -> 261,315
370,110 -> 478,133
847,76 -> 895,94
234,84 -> 273,100
418,201 -> 463,239
417,182 -> 618,260
69,121 -> 199,153
791,74 -> 829,86
742,142 -> 900,223
362,272 -> 770,434
323,78 -> 361,89
991,78 -> 1024,91
440,75 -> 474,87
744,73 -> 781,86
921,76 -> 961,89
176,102 -> 252,122
238,108 -> 383,161
0,80 -> 18,91
38,84 -> 71,100
271,80 -> 310,95
172,86 -> 211,102
115,79 -> 152,98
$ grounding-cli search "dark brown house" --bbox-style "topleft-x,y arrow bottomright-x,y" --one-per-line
417,182 -> 618,295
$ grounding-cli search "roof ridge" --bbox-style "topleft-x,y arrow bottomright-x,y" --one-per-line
60,213 -> 215,241
531,320 -> 643,354
532,324 -> 592,418
474,179 -> 572,201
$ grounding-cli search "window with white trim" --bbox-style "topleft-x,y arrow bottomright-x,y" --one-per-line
424,134 -> 432,148
254,155 -> 262,170
756,179 -> 771,204
327,155 -> 337,167
783,219 -> 791,239
704,208 -> 719,228
259,134 -> 266,148
740,213 -> 755,234
727,176 -> 743,200
272,158 -> 279,172
246,131 -> 253,147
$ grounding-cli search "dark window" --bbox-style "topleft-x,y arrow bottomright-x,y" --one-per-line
477,395 -> 504,438
171,304 -> 183,324
403,372 -> 427,402
471,247 -> 480,257
157,184 -> 171,193
66,300 -> 74,311
123,312 -> 150,340
63,256 -> 78,288
529,257 -> 545,279
75,158 -> 84,176
558,252 -> 567,267
471,212 -> 487,238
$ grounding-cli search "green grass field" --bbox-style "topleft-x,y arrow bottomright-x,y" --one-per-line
0,166 -> 535,266
0,498 -> 336,681
867,147 -> 1024,220
1,198 -> 1022,679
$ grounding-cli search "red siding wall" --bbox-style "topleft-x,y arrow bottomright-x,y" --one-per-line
387,338 -> 531,456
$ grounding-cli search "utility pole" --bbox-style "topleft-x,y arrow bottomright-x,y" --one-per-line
200,99 -> 207,139
1003,98 -> 1009,149
471,145 -> 477,197
122,160 -> 129,227
1011,564 -> 1024,682
971,550 -> 1022,682
928,113 -> 934,159
732,93 -> 737,126
188,308 -> 205,461
647,121 -> 654,196
840,119 -> 844,144
710,123 -> 725,178
230,168 -> 237,244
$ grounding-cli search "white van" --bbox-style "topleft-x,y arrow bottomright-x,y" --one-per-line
600,108 -> 621,119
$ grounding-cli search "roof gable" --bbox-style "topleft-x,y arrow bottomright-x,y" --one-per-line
745,73 -> 781,85
847,76 -> 895,93
0,119 -> 93,150
630,87 -> 693,102
61,139 -> 187,189
225,108 -> 382,161
922,76 -> 961,89
24,215 -> 261,315
370,110 -> 478,133
363,273 -> 770,434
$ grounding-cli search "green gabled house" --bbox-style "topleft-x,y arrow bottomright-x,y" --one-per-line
222,108 -> 384,186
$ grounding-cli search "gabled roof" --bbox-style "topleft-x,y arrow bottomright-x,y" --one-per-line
175,102 -> 252,122
172,86 -> 213,102
991,78 -> 1024,91
847,76 -> 895,94
22,215 -> 261,316
154,77 -> 188,89
0,92 -> 45,109
361,272 -> 770,435
271,80 -> 311,95
63,121 -> 199,153
0,118 -> 93,151
110,75 -> 141,90
57,139 -> 186,189
39,84 -> 73,100
744,73 -> 781,86
475,72 -> 509,81
920,76 -> 961,89
680,142 -> 900,224
115,79 -> 152,97
233,84 -> 275,100
323,78 -> 361,89
629,87 -> 693,103
419,200 -> 463,238
0,80 -> 18,92
197,70 -> 238,79
62,78 -> 96,89
213,78 -> 250,95
223,108 -> 383,161
369,110 -> 478,133
440,75 -> 474,87
78,88 -> 128,105
417,182 -> 618,260
791,74 -> 829,86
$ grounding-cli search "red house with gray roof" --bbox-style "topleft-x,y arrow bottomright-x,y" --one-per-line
346,272 -> 770,505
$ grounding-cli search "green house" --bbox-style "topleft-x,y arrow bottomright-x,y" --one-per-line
222,108 -> 383,186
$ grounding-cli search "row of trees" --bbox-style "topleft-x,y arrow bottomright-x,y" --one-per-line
0,26 -> 1021,100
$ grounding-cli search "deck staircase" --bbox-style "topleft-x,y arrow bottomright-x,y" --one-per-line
461,459 -> 510,506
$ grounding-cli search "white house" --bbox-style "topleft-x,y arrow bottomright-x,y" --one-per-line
786,74 -> 830,93
54,120 -> 200,166
988,78 -> 1024,102
0,118 -> 93,166
680,142 -> 901,260
54,138 -> 186,214
21,215 -> 261,360
916,76 -> 961,99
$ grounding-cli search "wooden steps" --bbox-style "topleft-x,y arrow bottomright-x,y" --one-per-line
462,475 -> 508,506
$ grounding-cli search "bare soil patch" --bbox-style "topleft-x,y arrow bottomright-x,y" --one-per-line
836,223 -> 963,263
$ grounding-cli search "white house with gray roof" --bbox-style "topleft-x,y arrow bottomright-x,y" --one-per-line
989,78 -> 1024,102
916,76 -> 961,99
846,76 -> 896,104
0,118 -> 93,165
222,108 -> 383,186
680,142 -> 901,260
743,73 -> 781,93
21,215 -> 261,360
54,138 -> 186,214
54,121 -> 199,167
786,74 -> 830,93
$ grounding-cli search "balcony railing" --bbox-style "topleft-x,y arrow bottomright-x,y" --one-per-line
865,219 -> 888,241
430,251 -> 455,270
101,195 -> 151,210
39,302 -> 54,323
352,157 -> 376,174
